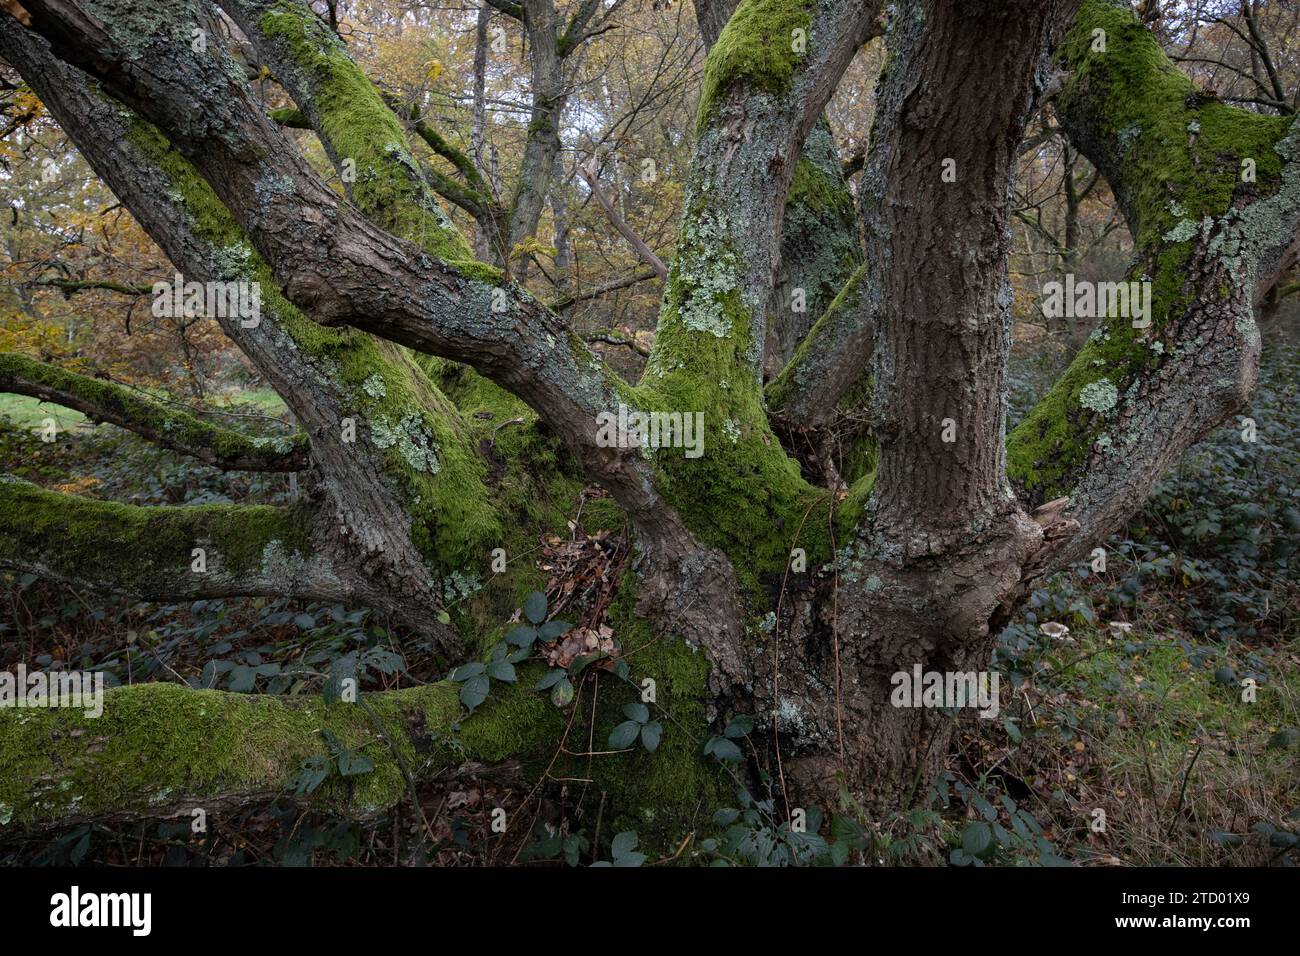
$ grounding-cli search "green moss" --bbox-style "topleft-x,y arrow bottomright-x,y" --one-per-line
766,262 -> 865,411
0,576 -> 721,850
787,154 -> 854,221
0,476 -> 309,590
268,106 -> 308,128
1057,0 -> 1288,247
0,678 -> 556,826
698,0 -> 815,132
544,570 -> 727,850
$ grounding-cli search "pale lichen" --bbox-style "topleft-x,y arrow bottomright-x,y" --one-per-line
1079,379 -> 1120,414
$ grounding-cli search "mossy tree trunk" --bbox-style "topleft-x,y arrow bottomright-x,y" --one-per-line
1,0 -> 1297,843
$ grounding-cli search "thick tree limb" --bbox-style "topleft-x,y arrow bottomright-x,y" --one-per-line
648,0 -> 878,382
691,0 -> 736,47
765,263 -> 868,427
7,3 -> 740,645
858,0 -> 1080,554
0,680 -> 557,830
764,118 -> 865,378
0,477 -> 343,602
0,352 -> 308,471
1008,0 -> 1300,576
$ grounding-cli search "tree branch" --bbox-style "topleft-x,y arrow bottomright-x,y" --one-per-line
576,159 -> 668,280
548,266 -> 660,311
0,352 -> 309,471
0,678 -> 560,830
0,477 -> 343,602
0,23 -> 497,618
483,0 -> 524,22
6,3 -> 719,582
585,329 -> 651,357
1009,0 -> 1300,576
27,278 -> 152,296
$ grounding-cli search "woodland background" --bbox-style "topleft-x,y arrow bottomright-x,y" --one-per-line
0,0 -> 1297,865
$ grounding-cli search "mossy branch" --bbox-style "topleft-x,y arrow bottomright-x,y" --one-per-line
0,680 -> 548,830
0,352 -> 309,472
268,105 -> 309,128
0,477 -> 342,602
28,278 -> 152,297
1007,0 -> 1300,574
0,624 -> 725,842
405,109 -> 490,197
230,0 -> 479,266
484,0 -> 525,22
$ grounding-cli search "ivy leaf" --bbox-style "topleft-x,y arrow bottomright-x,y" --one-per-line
506,625 -> 538,647
705,736 -> 743,763
1207,829 -> 1244,847
337,750 -> 374,777
640,721 -> 663,752
623,702 -> 650,724
459,674 -> 490,710
563,834 -> 587,867
1003,715 -> 1022,743
294,755 -> 330,796
523,591 -> 547,625
960,821 -> 994,859
570,652 -> 607,676
831,815 -> 869,851
227,665 -> 256,693
1266,728 -> 1298,749
539,620 -> 570,640
611,831 -> 639,859
609,720 -> 641,749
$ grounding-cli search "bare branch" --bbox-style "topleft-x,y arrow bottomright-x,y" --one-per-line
548,266 -> 660,311
576,158 -> 668,280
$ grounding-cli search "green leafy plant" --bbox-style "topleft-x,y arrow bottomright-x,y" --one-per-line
608,701 -> 663,752
703,714 -> 751,763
